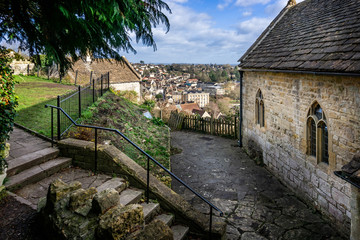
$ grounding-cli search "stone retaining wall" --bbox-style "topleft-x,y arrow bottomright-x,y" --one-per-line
58,138 -> 226,238
242,71 -> 360,235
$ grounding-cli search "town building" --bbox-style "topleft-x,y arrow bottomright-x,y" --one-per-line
238,0 -> 360,236
185,91 -> 210,108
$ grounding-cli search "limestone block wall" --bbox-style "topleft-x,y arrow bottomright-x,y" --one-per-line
242,71 -> 360,234
111,82 -> 141,102
10,60 -> 35,75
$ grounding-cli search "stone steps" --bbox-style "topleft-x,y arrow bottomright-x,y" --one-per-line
155,214 -> 174,226
5,157 -> 72,190
95,180 -> 189,240
141,202 -> 160,223
7,147 -> 60,177
119,188 -> 143,206
96,177 -> 126,193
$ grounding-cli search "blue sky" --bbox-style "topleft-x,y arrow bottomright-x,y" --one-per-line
124,0 -> 304,65
3,0 -> 304,65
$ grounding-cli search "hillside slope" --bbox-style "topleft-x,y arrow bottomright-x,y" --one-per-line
68,92 -> 171,184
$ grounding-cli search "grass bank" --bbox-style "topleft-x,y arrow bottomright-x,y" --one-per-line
68,92 -> 171,185
14,75 -> 76,136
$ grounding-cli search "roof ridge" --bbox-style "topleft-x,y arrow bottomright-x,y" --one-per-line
120,56 -> 141,80
238,5 -> 292,64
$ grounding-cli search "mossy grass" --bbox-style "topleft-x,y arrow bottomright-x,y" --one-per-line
14,75 -> 76,136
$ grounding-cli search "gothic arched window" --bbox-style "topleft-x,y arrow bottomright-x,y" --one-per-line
256,90 -> 265,127
307,102 -> 329,164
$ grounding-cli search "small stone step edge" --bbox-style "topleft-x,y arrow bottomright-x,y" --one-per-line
5,157 -> 72,190
96,177 -> 126,194
172,225 -> 190,240
7,147 -> 60,177
155,214 -> 174,226
119,188 -> 144,206
141,202 -> 160,223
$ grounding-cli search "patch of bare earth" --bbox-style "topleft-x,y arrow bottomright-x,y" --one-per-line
0,196 -> 44,240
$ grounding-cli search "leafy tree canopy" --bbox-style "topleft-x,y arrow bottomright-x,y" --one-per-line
0,0 -> 171,75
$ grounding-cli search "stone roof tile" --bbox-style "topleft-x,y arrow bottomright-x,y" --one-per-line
239,0 -> 360,74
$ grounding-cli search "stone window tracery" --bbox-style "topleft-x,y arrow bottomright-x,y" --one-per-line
307,102 -> 329,164
255,89 -> 265,127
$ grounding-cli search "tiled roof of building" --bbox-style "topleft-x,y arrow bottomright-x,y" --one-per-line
239,0 -> 360,74
180,103 -> 200,112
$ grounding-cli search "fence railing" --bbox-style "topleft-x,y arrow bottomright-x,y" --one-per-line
45,105 -> 223,239
168,111 -> 240,139
57,72 -> 110,138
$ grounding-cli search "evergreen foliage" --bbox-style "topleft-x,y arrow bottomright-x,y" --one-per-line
0,0 -> 171,75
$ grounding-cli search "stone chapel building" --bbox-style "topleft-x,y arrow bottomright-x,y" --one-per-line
238,0 -> 360,235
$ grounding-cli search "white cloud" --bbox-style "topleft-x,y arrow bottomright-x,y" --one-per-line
217,0 -> 233,10
125,1 -> 277,64
235,0 -> 271,7
237,17 -> 272,35
242,11 -> 252,17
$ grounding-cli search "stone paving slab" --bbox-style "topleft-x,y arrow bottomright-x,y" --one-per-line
7,127 -> 51,161
170,131 -> 346,240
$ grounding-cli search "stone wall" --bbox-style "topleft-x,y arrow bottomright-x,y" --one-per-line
112,82 -> 141,103
10,60 -> 35,75
242,71 -> 360,235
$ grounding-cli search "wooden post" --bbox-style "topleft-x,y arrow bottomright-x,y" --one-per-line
75,70 -> 78,85
234,116 -> 237,139
90,71 -> 93,85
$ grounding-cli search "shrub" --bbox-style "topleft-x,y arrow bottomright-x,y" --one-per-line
141,100 -> 155,111
0,47 -> 18,173
151,117 -> 165,126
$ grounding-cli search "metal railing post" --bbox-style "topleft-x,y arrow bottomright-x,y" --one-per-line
78,86 -> 81,118
95,128 -> 98,172
147,157 -> 150,204
209,206 -> 213,240
57,96 -> 61,140
51,107 -> 54,147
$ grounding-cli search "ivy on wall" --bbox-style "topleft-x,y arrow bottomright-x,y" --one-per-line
0,47 -> 18,173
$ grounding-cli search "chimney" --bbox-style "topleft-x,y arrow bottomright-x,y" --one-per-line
286,0 -> 296,7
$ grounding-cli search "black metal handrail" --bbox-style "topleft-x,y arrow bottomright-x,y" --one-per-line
45,104 -> 223,238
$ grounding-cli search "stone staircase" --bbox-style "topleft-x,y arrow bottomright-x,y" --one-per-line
5,147 -> 71,190
95,177 -> 190,239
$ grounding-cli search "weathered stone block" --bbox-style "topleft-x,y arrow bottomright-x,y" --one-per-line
332,187 -> 350,209
70,187 -> 97,216
318,178 -> 331,197
93,188 -> 120,215
98,204 -> 144,240
47,179 -> 82,206
128,219 -> 173,240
